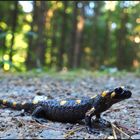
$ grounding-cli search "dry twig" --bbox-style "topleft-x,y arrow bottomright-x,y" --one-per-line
115,122 -> 140,134
64,126 -> 85,138
111,123 -> 131,139
17,118 -> 64,131
112,124 -> 117,139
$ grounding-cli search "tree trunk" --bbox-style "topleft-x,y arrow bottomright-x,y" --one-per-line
50,15 -> 57,68
57,1 -> 68,70
35,1 -> 47,68
102,10 -> 111,65
0,29 -> 6,69
116,2 -> 135,70
68,1 -> 78,69
9,1 -> 18,64
26,1 -> 47,69
26,1 -> 37,69
92,1 -> 103,68
73,2 -> 85,68
0,29 -> 6,57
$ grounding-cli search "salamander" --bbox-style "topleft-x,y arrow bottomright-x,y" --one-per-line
0,86 -> 132,133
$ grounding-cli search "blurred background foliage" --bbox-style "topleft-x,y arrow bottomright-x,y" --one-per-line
0,1 -> 140,73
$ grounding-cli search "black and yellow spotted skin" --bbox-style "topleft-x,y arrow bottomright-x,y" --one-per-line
0,99 -> 35,112
37,98 -> 94,122
0,86 -> 132,133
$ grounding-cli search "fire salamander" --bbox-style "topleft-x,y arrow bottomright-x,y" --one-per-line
0,86 -> 132,134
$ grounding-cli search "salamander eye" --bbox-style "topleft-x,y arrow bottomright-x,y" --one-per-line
115,87 -> 123,93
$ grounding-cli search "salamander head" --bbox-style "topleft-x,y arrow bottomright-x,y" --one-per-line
101,86 -> 132,103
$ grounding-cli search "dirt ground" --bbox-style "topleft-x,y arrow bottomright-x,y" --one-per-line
0,72 -> 140,139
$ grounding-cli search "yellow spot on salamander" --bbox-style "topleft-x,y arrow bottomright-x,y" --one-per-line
2,99 -> 7,104
33,100 -> 38,104
13,102 -> 17,107
76,100 -> 81,104
60,100 -> 67,105
111,92 -> 116,98
101,90 -> 108,97
90,95 -> 97,99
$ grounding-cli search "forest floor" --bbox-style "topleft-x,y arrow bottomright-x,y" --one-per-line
0,70 -> 140,139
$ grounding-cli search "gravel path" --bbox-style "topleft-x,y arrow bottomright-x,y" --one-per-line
0,72 -> 139,139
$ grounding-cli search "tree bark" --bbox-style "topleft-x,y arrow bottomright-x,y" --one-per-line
102,10 -> 111,65
116,2 -> 135,70
50,14 -> 57,68
26,1 -> 47,69
57,1 -> 68,70
35,1 -> 47,68
73,2 -> 85,68
9,1 -> 18,64
26,1 -> 37,69
92,1 -> 103,68
68,1 -> 78,69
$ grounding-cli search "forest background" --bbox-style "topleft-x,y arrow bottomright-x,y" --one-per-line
0,1 -> 140,73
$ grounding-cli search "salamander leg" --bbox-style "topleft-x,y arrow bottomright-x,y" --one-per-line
95,114 -> 111,127
85,107 -> 99,134
32,106 -> 48,124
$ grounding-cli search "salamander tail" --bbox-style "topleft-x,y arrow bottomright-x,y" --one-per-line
0,99 -> 35,112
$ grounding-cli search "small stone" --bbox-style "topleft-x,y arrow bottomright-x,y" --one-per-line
33,95 -> 48,102
131,134 -> 140,139
1,131 -> 18,139
23,116 -> 32,121
40,130 -> 63,139
136,118 -> 140,129
35,91 -> 45,95
66,92 -> 71,95
126,84 -> 136,90
108,136 -> 115,139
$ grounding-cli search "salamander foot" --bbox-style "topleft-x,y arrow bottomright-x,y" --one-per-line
94,118 -> 111,127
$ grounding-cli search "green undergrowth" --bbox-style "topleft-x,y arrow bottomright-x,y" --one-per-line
0,68 -> 135,81
46,69 -> 129,81
134,68 -> 140,77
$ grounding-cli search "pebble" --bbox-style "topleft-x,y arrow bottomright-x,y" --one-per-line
33,95 -> 48,102
40,130 -> 63,139
107,136 -> 115,139
131,134 -> 140,139
136,118 -> 140,129
1,130 -> 18,139
23,116 -> 32,121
